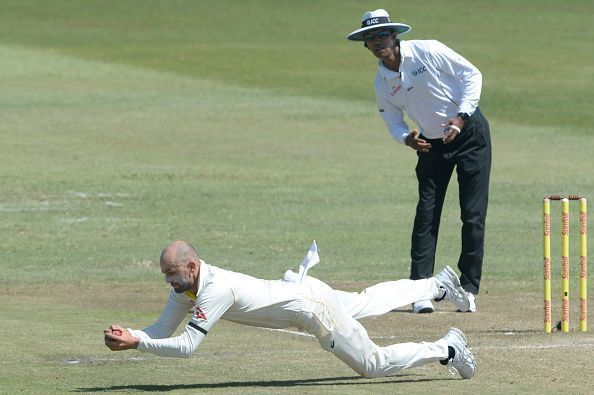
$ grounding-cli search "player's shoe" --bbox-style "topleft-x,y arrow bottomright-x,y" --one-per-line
282,270 -> 299,283
440,327 -> 476,379
434,266 -> 470,312
466,292 -> 477,312
456,292 -> 477,313
412,299 -> 434,313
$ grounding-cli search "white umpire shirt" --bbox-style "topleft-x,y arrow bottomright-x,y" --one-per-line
374,39 -> 482,143
129,262 -> 305,358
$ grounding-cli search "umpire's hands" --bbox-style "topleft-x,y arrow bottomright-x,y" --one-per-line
104,325 -> 140,351
405,129 -> 431,152
441,116 -> 465,144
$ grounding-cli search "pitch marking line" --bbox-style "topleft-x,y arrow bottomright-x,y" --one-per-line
64,356 -> 145,364
262,328 -> 594,350
476,343 -> 594,350
265,328 -> 314,337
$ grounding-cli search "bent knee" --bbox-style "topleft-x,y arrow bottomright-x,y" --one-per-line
354,359 -> 395,379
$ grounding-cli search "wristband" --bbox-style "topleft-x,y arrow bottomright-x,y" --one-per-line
449,125 -> 461,134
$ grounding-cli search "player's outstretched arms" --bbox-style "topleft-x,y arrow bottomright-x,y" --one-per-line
103,324 -> 140,351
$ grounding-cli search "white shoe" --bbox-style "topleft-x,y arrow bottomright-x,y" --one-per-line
466,292 -> 477,313
282,270 -> 299,283
412,299 -> 434,314
434,266 -> 470,312
440,327 -> 476,379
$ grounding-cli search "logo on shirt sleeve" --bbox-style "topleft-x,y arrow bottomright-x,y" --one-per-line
194,306 -> 207,321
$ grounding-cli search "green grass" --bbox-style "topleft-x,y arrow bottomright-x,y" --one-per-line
0,0 -> 593,393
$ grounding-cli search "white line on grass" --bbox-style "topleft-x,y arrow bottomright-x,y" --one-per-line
261,328 -> 594,350
474,343 -> 594,350
265,328 -> 314,337
57,217 -> 90,224
0,202 -> 71,212
64,356 -> 145,364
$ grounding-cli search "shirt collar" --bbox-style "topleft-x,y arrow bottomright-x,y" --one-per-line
185,259 -> 208,300
399,40 -> 413,60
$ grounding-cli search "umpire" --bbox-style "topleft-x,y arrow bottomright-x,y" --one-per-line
347,9 -> 492,313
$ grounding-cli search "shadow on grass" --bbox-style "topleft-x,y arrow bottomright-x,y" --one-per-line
74,374 -> 453,392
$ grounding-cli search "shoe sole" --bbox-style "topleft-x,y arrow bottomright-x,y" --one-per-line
414,307 -> 434,314
441,266 -> 461,288
448,327 -> 476,379
457,291 -> 476,312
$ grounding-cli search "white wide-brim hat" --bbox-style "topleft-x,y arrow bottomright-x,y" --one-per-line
347,9 -> 411,41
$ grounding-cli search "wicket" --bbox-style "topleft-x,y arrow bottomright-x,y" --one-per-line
543,195 -> 588,333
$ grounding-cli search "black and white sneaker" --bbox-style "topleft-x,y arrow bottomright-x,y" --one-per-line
440,327 -> 476,379
412,299 -> 435,313
434,266 -> 470,312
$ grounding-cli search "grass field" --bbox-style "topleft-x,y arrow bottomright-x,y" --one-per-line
1,0 -> 593,393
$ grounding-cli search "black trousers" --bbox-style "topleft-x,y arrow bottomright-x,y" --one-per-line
410,107 -> 491,295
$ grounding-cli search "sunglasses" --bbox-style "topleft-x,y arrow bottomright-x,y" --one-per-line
363,30 -> 392,40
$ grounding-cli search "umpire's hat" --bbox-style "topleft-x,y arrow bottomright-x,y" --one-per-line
347,9 -> 411,41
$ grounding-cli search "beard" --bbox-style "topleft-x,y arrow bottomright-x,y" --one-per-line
172,277 -> 194,293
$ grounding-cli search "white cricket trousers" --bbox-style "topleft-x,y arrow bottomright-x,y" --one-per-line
296,276 -> 449,378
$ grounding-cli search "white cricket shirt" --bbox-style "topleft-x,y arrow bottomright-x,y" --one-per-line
129,262 -> 305,358
374,39 -> 482,143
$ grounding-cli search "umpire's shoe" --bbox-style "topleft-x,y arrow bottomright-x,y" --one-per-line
412,299 -> 435,313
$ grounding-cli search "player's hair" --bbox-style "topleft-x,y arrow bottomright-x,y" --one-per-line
181,242 -> 199,262
161,240 -> 200,266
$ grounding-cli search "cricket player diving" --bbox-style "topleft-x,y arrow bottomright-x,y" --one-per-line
104,240 -> 476,379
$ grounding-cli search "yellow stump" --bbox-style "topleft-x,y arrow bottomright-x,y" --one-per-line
543,198 -> 552,333
579,198 -> 588,332
561,198 -> 570,332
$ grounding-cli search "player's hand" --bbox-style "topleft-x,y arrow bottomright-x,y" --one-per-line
405,129 -> 431,152
103,325 -> 139,351
441,117 -> 464,144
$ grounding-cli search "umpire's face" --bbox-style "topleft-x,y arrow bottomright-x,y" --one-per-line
364,29 -> 397,60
